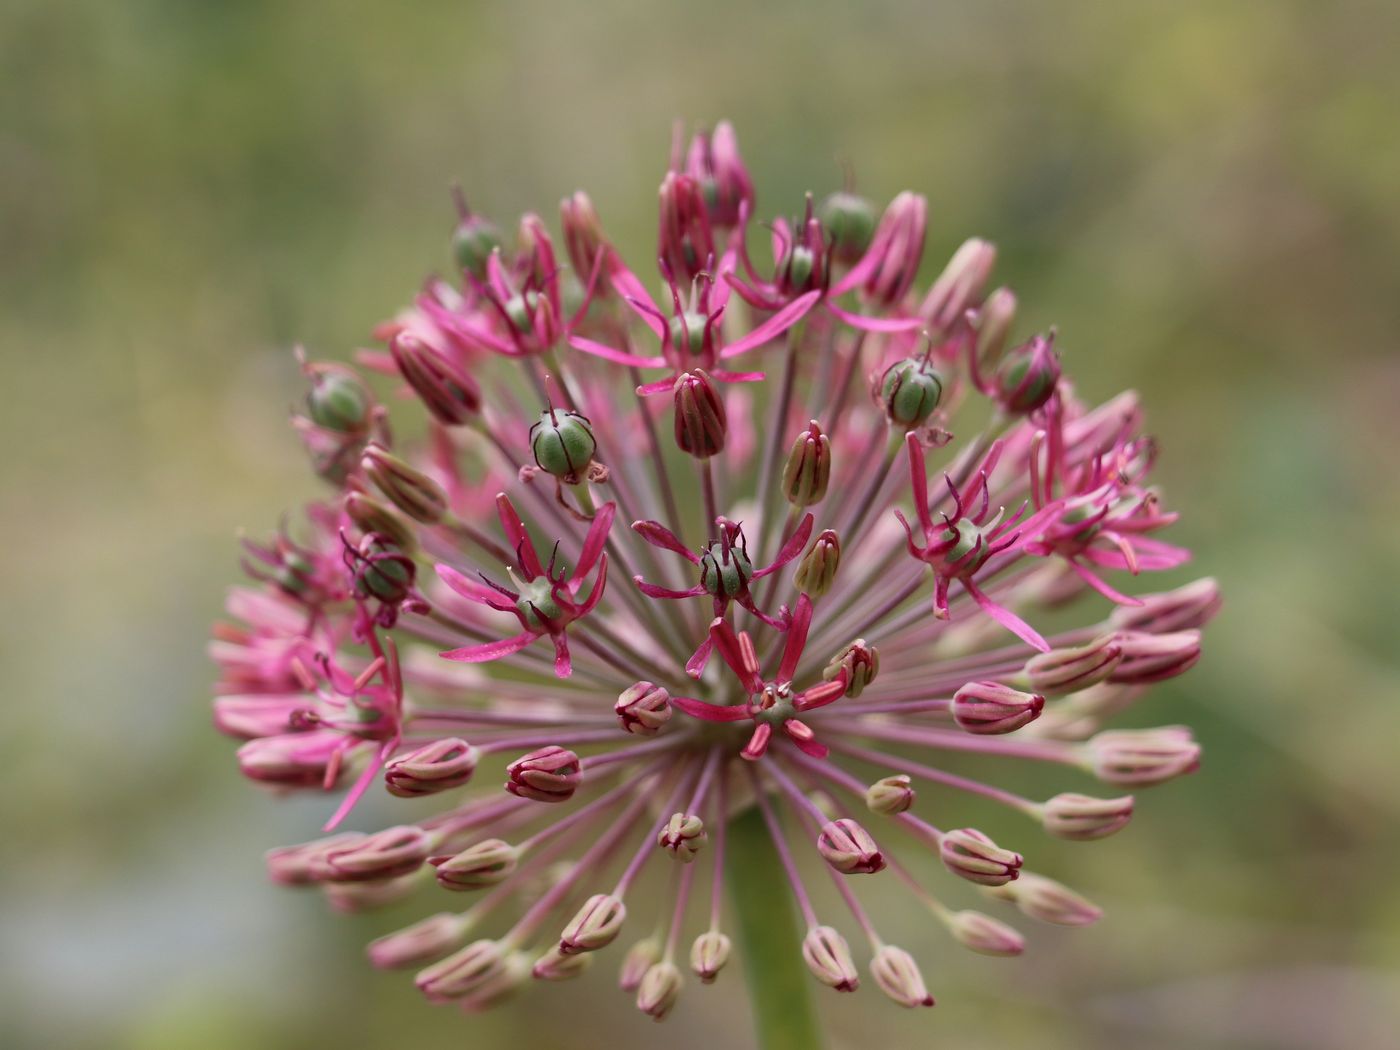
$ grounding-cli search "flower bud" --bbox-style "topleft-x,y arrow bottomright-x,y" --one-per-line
265,833 -> 366,886
636,960 -> 683,1021
349,535 -> 417,606
324,873 -> 420,914
781,421 -> 831,506
432,838 -> 520,890
317,825 -> 433,883
559,893 -> 627,954
619,938 -> 661,992
994,332 -> 1060,414
690,930 -> 731,983
879,357 -> 944,429
921,237 -> 996,333
865,774 -> 916,816
1041,792 -> 1134,841
416,938 -> 507,1000
560,190 -> 609,285
939,828 -> 1022,887
972,286 -> 1017,373
1086,727 -> 1200,786
344,491 -> 416,552
1109,577 -> 1221,634
505,745 -> 581,803
532,945 -> 594,982
817,818 -> 886,874
952,681 -> 1044,735
823,639 -> 879,698
802,926 -> 859,991
368,912 -> 472,970
658,171 -> 714,283
457,951 -> 531,1013
1024,634 -> 1122,696
860,191 -> 927,307
673,369 -> 727,458
986,871 -> 1102,926
820,190 -> 877,265
945,910 -> 1024,957
794,529 -> 841,598
871,945 -> 935,1008
1110,630 -> 1202,684
685,120 -> 754,230
361,444 -> 448,525
238,729 -> 347,789
615,681 -> 672,736
305,363 -> 373,434
658,813 -> 707,862
451,209 -> 502,280
389,331 -> 481,425
529,406 -> 597,481
385,738 -> 479,797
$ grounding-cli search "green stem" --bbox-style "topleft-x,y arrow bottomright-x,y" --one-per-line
728,806 -> 826,1050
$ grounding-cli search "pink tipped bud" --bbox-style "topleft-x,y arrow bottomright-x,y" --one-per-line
344,491 -> 417,552
658,813 -> 707,862
505,745 -> 581,803
361,443 -> 448,525
389,331 -> 481,425
431,838 -> 520,890
685,120 -> 754,230
415,939 -> 507,1000
1110,630 -> 1202,684
368,912 -> 471,970
690,930 -> 731,983
994,332 -> 1060,414
237,729 -> 347,789
315,825 -> 432,883
871,945 -> 935,1008
939,828 -> 1023,887
953,681 -> 1045,735
559,893 -> 627,954
615,681 -> 672,736
265,833 -> 366,886
560,190 -> 610,286
636,960 -> 683,1021
823,638 -> 879,698
384,738 -> 479,798
1087,727 -> 1200,786
802,926 -> 859,992
619,938 -> 662,992
658,172 -> 714,283
865,774 -> 916,816
781,421 -> 832,506
817,818 -> 886,874
1110,577 -> 1222,634
921,237 -> 997,333
988,871 -> 1102,926
1041,792 -> 1134,841
860,191 -> 928,307
972,286 -> 1018,373
673,369 -> 727,458
1025,634 -> 1122,696
946,910 -> 1025,957
532,945 -> 594,982
795,529 -> 841,598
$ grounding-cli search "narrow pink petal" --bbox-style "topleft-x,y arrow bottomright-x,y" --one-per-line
1066,558 -> 1144,606
496,494 -> 543,577
636,579 -> 707,600
710,369 -> 765,384
551,634 -> 573,678
684,634 -> 715,678
753,513 -> 815,577
825,301 -> 923,332
778,594 -> 813,684
577,557 -> 609,614
963,579 -> 1049,652
434,564 -> 515,611
609,264 -> 665,338
568,334 -> 665,368
322,739 -> 394,832
906,433 -> 933,534
636,377 -> 677,397
719,290 -> 820,359
440,632 -> 537,663
574,502 -> 617,581
672,695 -> 754,722
740,723 -> 773,761
632,519 -> 702,562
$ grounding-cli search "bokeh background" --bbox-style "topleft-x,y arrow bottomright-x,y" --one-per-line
4,1 -> 1399,1047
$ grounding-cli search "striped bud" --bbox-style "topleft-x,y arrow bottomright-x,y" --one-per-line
1041,792 -> 1134,841
368,912 -> 472,970
505,746 -> 581,803
389,331 -> 481,425
615,681 -> 672,736
530,406 -> 597,481
817,818 -> 885,874
802,926 -> 859,992
985,872 -> 1102,927
431,838 -> 519,890
994,332 -> 1060,414
658,813 -> 707,862
879,357 -> 944,429
559,893 -> 627,954
361,444 -> 447,525
871,945 -> 935,1008
673,369 -> 726,457
795,529 -> 841,598
952,681 -> 1044,735
939,828 -> 1022,887
865,774 -> 916,815
636,960 -> 683,1021
690,930 -> 731,983
945,910 -> 1024,957
384,738 -> 479,797
316,825 -> 433,883
781,421 -> 831,506
1025,634 -> 1122,696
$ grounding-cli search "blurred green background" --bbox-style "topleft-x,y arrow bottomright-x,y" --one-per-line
4,1 -> 1399,1047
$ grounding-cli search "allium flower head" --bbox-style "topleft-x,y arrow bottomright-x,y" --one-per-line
212,121 -> 1217,1023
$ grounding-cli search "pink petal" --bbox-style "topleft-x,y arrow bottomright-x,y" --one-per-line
574,502 -> 617,581
778,594 -> 813,684
719,290 -> 820,359
568,334 -> 665,368
496,494 -> 543,577
753,513 -> 815,577
672,695 -> 754,722
440,632 -> 538,663
632,519 -> 702,562
963,579 -> 1049,652
825,301 -> 924,332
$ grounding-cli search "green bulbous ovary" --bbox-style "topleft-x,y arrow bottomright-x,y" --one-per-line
938,518 -> 989,573
820,191 -> 876,260
700,543 -> 754,598
881,360 -> 943,428
452,222 -> 502,279
307,374 -> 369,433
515,576 -> 564,629
531,410 -> 597,479
669,312 -> 710,359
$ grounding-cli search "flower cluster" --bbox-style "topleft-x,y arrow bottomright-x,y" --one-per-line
212,122 -> 1215,1021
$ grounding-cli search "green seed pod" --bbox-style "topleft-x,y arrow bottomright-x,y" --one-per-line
820,191 -> 877,265
669,311 -> 710,357
699,538 -> 754,598
879,358 -> 944,429
529,407 -> 597,480
306,366 -> 372,434
452,216 -> 502,280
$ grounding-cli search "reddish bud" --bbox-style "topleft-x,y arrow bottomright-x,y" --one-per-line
673,369 -> 727,457
431,838 -> 520,890
994,332 -> 1060,414
946,910 -> 1025,957
1025,634 -> 1122,695
781,421 -> 831,506
817,818 -> 886,874
389,331 -> 481,425
658,813 -> 707,862
532,946 -> 594,982
385,738 -> 479,797
316,824 -> 433,883
684,120 -> 754,230
505,745 -> 582,803
860,191 -> 928,307
952,681 -> 1044,735
658,172 -> 714,283
921,237 -> 997,334
1086,727 -> 1200,786
986,871 -> 1102,926
615,681 -> 672,735
416,939 -> 508,1000
939,828 -> 1022,887
368,913 -> 472,970
1041,793 -> 1134,841
1110,630 -> 1202,684
361,443 -> 448,525
1109,578 -> 1222,634
560,190 -> 610,288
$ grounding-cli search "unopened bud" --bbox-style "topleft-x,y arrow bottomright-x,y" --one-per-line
239,730 -> 348,790
795,529 -> 841,598
385,738 -> 479,797
1025,634 -> 1122,696
802,926 -> 859,991
636,960 -> 683,1021
921,237 -> 997,333
349,535 -> 416,605
879,357 -> 944,429
972,287 -> 1018,372
1110,630 -> 1201,683
529,406 -> 597,481
451,208 -> 502,280
1086,727 -> 1200,786
945,910 -> 1025,957
431,838 -> 519,890
368,912 -> 471,970
865,774 -> 916,815
532,945 -> 594,982
306,363 -> 373,434
673,369 -> 727,457
505,745 -> 581,803
559,893 -> 627,954
1041,792 -> 1134,841
871,945 -> 935,1008
619,938 -> 662,992
860,191 -> 928,307
615,681 -> 672,736
315,825 -> 432,883
820,190 -> 877,265
265,833 -> 366,886
560,190 -> 609,285
416,938 -> 507,1000
690,930 -> 731,983
995,332 -> 1060,414
952,681 -> 1044,735
782,421 -> 831,506
986,871 -> 1102,926
658,813 -> 707,862
361,443 -> 448,524
658,172 -> 714,283
823,639 -> 879,698
390,331 -> 481,425
939,828 -> 1022,887
817,818 -> 885,874
344,491 -> 416,552
1109,577 -> 1222,634
685,120 -> 754,230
